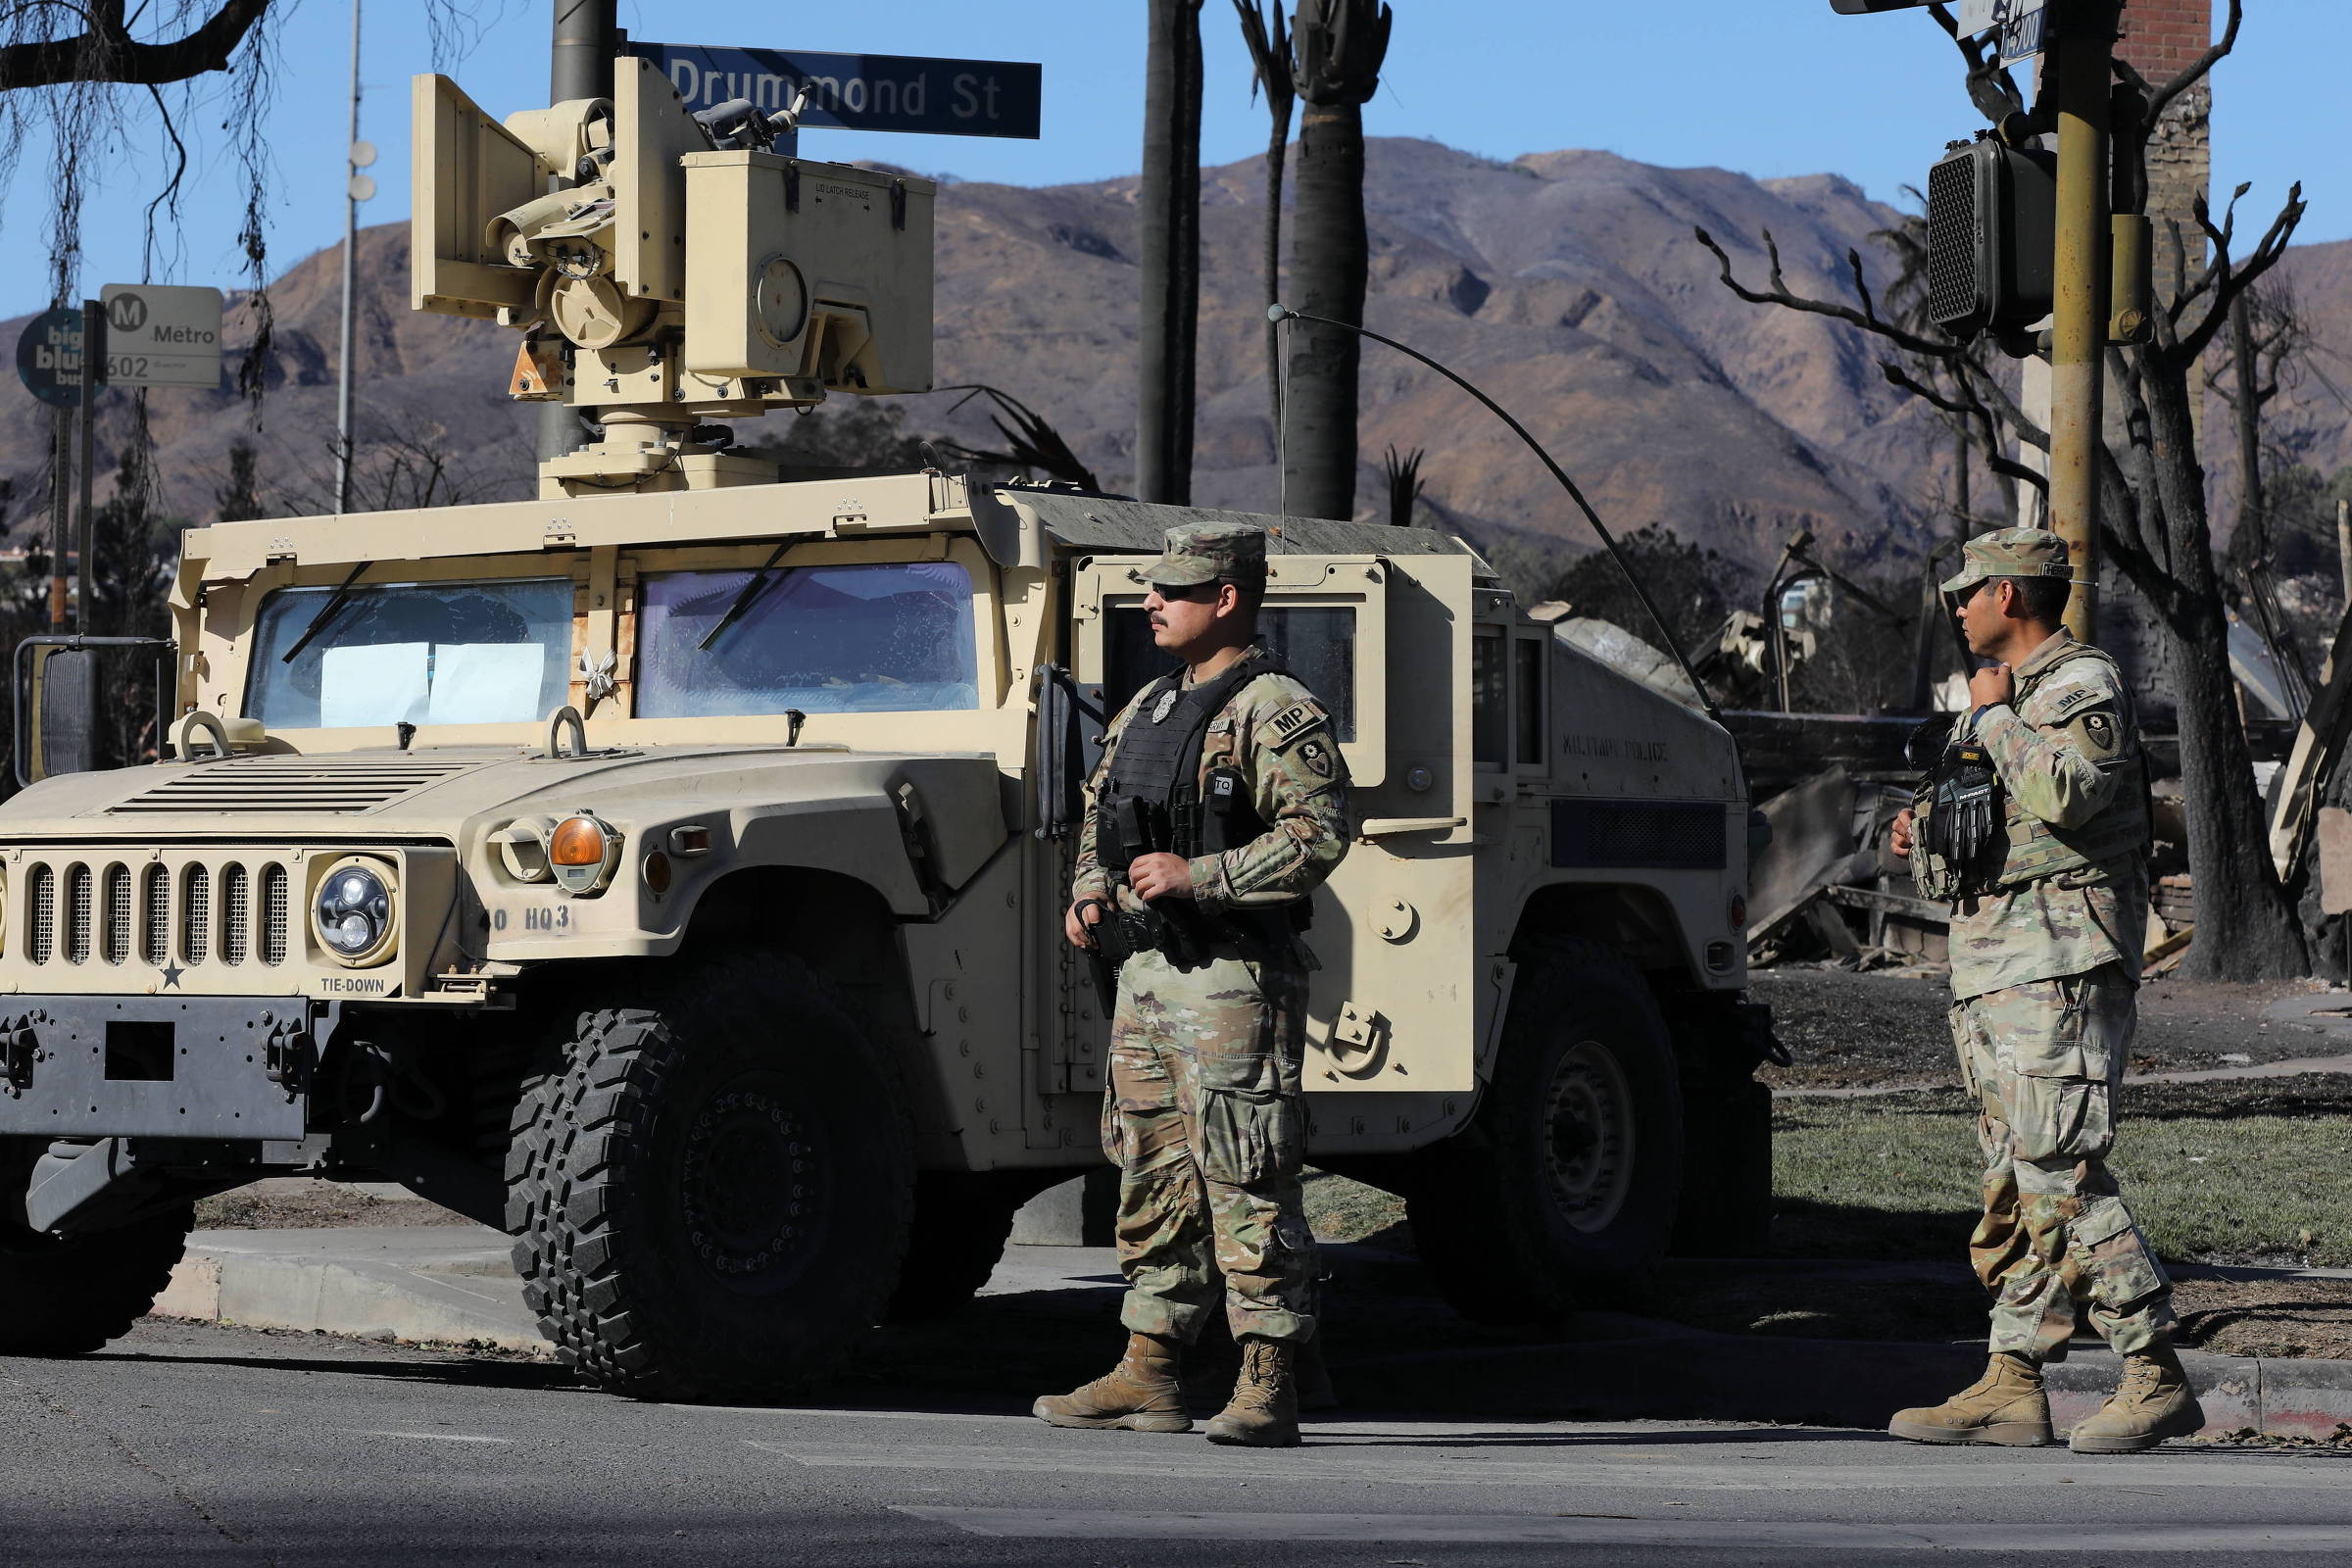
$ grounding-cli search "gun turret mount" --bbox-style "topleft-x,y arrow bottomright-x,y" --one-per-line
412,59 -> 935,498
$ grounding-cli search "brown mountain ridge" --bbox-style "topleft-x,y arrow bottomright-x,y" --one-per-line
2,135 -> 2273,590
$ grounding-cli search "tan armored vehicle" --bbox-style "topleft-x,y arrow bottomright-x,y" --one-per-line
0,65 -> 1775,1398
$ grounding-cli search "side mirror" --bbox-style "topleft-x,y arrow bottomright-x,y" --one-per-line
1031,665 -> 1101,841
31,648 -> 96,781
14,637 -> 178,788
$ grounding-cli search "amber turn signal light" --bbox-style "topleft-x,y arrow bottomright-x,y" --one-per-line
550,815 -> 610,867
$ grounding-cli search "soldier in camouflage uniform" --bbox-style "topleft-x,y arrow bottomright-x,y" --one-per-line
1032,521 -> 1349,1449
1887,528 -> 2200,1454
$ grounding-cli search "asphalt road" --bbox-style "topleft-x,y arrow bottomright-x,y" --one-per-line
10,1322 -> 2352,1566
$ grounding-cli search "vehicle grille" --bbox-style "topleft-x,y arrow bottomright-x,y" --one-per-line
181,864 -> 210,966
143,864 -> 169,965
261,864 -> 289,966
108,756 -> 478,815
104,863 -> 130,964
1550,799 -> 1728,871
27,863 -> 53,964
220,862 -> 250,964
19,853 -> 304,974
65,864 -> 92,964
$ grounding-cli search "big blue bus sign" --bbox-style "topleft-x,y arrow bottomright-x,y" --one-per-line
622,43 -> 1042,140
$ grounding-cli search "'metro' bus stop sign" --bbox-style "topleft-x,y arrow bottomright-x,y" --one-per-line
622,43 -> 1042,140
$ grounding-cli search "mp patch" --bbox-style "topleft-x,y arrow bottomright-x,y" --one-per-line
1264,702 -> 1326,749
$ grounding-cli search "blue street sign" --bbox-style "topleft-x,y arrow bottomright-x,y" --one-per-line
14,308 -> 90,408
623,44 -> 1041,140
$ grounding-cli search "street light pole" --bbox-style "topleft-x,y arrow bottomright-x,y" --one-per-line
2042,0 -> 2119,641
335,0 -> 362,514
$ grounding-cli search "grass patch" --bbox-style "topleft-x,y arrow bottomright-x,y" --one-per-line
1774,1075 -> 2352,1268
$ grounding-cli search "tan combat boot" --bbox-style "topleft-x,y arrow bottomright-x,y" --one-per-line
1203,1339 -> 1301,1447
1887,1352 -> 2052,1446
1033,1333 -> 1193,1433
2068,1345 -> 2204,1453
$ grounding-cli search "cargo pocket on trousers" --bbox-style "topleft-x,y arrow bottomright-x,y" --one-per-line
1197,1089 -> 1301,1187
1100,1086 -> 1127,1167
2000,974 -> 2103,1081
2071,1193 -> 2168,1313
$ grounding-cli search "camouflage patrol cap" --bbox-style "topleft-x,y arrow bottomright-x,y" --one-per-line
1939,527 -> 2074,595
1144,521 -> 1267,589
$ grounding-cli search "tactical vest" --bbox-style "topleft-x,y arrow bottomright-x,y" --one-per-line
1914,640 -> 2150,901
1100,650 -> 1290,861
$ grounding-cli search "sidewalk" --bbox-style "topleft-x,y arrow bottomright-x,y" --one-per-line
146,1230 -> 2352,1439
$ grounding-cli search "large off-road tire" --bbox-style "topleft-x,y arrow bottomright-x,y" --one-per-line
1407,938 -> 1684,1323
506,953 -> 914,1401
884,1171 -> 1058,1322
0,1140 -> 195,1355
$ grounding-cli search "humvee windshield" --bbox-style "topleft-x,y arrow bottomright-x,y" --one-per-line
246,577 -> 574,728
636,561 -> 979,716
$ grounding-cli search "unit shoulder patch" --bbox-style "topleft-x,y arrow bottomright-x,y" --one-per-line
2071,707 -> 2125,760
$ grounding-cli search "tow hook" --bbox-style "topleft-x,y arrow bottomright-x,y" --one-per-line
0,1013 -> 41,1093
263,1012 -> 315,1092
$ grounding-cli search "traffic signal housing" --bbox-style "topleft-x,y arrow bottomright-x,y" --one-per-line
1926,135 -> 2057,350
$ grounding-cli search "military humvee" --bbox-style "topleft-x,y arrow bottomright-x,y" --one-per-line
0,64 -> 1774,1399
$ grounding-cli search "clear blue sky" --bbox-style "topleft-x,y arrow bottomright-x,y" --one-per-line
3,0 -> 2339,315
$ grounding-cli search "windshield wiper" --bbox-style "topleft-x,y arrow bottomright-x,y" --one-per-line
279,562 -> 372,664
697,541 -> 793,652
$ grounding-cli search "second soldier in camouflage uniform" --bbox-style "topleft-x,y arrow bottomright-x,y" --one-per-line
1032,521 -> 1349,1448
1888,528 -> 2200,1454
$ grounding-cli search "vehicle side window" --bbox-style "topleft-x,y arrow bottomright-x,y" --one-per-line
634,562 -> 979,717
1472,626 -> 1506,769
1102,605 -> 1357,740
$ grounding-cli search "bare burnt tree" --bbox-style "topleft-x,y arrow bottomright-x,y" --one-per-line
1283,0 -> 1390,521
1873,196 -> 2026,541
1233,0 -> 1295,440
266,412 -> 530,518
1137,0 -> 1204,504
2207,279 -> 2306,582
1697,0 -> 2311,979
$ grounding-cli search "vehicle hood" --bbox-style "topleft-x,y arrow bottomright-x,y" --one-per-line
0,744 -> 1008,887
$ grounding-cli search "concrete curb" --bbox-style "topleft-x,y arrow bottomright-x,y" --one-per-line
153,1227 -> 550,1355
148,1230 -> 2352,1440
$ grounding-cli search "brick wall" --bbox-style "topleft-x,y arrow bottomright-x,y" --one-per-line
2119,0 -> 2213,299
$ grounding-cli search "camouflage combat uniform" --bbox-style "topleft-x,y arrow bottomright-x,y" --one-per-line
1072,649 -> 1350,1348
1943,620 -> 2167,1362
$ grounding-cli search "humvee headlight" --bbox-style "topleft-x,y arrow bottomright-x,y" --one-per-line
550,813 -> 622,897
491,818 -> 556,883
313,858 -> 396,967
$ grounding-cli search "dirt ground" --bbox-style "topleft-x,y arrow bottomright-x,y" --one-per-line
1753,964 -> 2342,1089
194,1184 -> 474,1229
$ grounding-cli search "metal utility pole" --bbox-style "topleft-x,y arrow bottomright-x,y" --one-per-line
539,0 -> 618,467
75,299 -> 101,631
48,403 -> 69,628
336,0 -> 363,514
2042,0 -> 2119,641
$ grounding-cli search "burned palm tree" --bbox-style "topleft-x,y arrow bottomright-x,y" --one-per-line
1383,444 -> 1425,527
1283,0 -> 1391,521
1233,0 -> 1295,441
1137,0 -> 1205,504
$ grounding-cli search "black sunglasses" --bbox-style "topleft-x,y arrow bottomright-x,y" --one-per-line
1151,581 -> 1224,603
